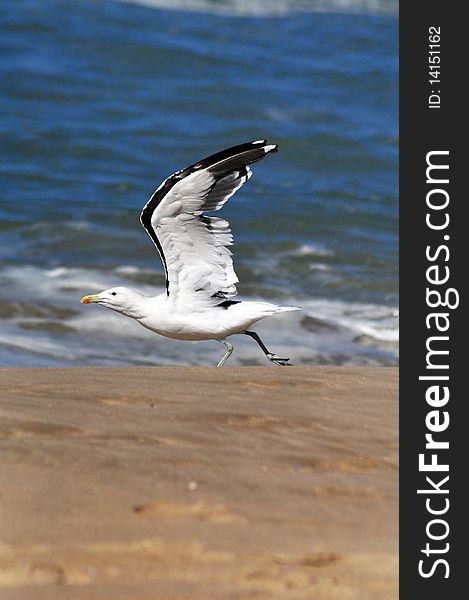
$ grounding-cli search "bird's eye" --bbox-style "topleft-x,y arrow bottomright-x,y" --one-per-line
111,292 -> 117,296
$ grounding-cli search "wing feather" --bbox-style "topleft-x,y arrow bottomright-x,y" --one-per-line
140,140 -> 277,305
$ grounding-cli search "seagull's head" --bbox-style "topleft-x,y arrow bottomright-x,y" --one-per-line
81,286 -> 145,317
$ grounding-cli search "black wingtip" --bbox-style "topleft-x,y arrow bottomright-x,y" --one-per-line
187,140 -> 277,172
264,142 -> 279,154
252,139 -> 278,152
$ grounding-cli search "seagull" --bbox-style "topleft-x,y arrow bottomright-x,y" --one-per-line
81,140 -> 300,367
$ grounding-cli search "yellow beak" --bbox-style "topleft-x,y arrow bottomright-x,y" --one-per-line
81,294 -> 102,304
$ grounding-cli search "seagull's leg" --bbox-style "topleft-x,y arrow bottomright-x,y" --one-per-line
244,330 -> 292,366
217,339 -> 234,367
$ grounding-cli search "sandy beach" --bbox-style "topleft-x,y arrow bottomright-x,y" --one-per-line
0,366 -> 398,599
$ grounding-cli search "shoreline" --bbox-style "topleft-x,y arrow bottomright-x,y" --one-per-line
0,366 -> 398,599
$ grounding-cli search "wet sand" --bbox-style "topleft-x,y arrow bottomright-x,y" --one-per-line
0,366 -> 398,599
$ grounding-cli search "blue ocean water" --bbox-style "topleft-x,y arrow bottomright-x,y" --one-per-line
0,0 -> 398,367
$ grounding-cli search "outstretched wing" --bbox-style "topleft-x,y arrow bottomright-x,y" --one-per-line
140,140 -> 278,306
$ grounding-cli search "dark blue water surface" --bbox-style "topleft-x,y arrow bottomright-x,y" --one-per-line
0,0 -> 398,366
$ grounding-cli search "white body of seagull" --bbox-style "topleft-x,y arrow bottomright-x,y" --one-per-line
81,140 -> 300,366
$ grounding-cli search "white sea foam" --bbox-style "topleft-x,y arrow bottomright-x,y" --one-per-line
1,264 -> 163,300
119,0 -> 398,17
300,297 -> 399,342
114,265 -> 143,275
287,243 -> 334,257
309,263 -> 331,271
